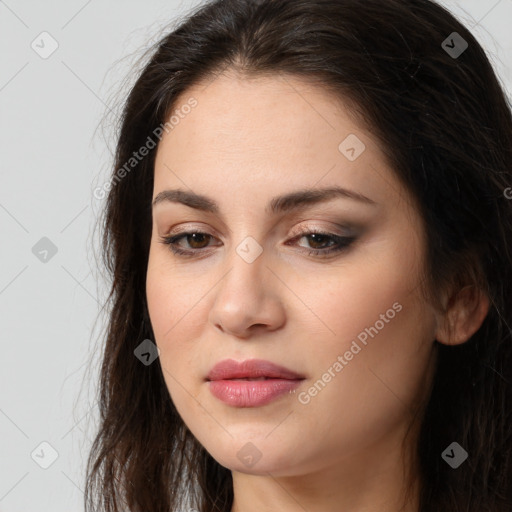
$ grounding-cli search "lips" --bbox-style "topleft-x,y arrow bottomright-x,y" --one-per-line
206,358 -> 305,381
206,358 -> 305,407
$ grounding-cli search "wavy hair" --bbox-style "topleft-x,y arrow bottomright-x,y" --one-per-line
84,0 -> 512,510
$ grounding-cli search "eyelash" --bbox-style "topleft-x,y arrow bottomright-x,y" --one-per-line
158,227 -> 355,258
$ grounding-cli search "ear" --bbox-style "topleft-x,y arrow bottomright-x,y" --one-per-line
435,285 -> 490,345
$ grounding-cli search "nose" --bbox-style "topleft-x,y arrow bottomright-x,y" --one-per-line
208,240 -> 287,338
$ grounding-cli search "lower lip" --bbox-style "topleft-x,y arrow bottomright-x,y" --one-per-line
208,379 -> 303,407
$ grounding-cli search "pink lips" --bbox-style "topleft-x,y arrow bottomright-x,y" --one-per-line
206,358 -> 305,407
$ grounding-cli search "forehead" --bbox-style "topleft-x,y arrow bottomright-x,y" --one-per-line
153,71 -> 409,215
161,71 -> 357,158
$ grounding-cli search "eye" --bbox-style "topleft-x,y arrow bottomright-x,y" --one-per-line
158,227 -> 355,258
160,230 -> 215,256
288,230 -> 354,256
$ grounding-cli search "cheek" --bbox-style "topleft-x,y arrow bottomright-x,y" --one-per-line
146,246 -> 204,342
146,253 -> 212,397
146,255 -> 184,370
293,241 -> 434,416
294,252 -> 418,354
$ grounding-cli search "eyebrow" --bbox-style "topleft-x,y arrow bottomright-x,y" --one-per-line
151,186 -> 377,215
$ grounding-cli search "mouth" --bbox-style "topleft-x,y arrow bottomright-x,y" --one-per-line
207,377 -> 304,407
205,358 -> 305,407
206,358 -> 305,382
226,377 -> 272,381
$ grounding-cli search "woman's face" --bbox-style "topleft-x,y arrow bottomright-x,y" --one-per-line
146,71 -> 439,478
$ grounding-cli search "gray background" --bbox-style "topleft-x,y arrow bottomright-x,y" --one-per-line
1,1 -> 511,510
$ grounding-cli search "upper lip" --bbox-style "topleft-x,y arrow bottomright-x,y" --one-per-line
206,358 -> 305,381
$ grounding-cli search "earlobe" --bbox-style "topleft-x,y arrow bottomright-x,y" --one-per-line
435,285 -> 490,346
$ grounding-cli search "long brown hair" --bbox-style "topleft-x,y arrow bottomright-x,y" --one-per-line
84,0 -> 512,510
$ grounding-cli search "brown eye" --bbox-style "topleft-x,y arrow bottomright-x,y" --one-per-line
182,232 -> 212,249
158,230 -> 218,256
298,233 -> 337,250
159,229 -> 355,258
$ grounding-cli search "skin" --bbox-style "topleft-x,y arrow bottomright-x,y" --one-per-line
146,70 -> 489,512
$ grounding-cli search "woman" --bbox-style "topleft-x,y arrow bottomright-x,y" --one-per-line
85,0 -> 512,511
